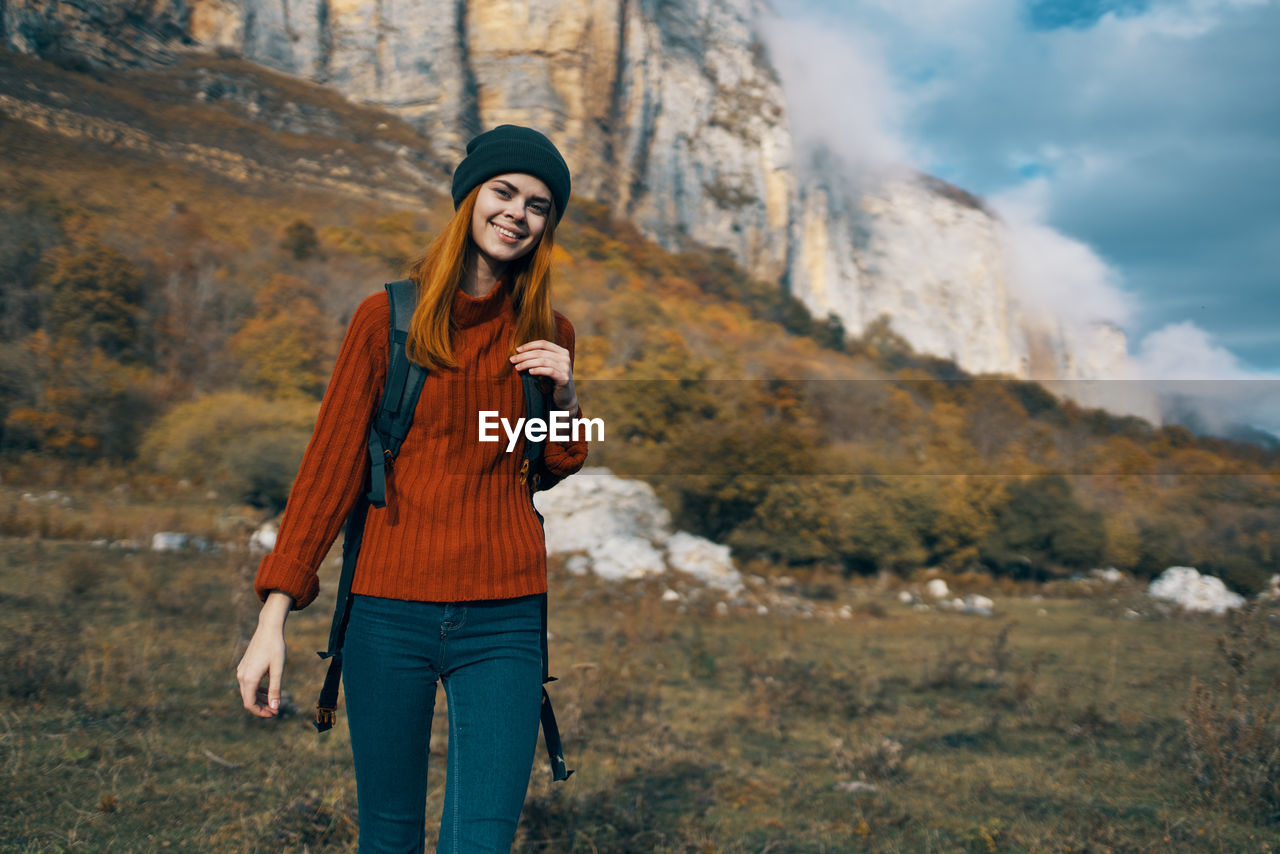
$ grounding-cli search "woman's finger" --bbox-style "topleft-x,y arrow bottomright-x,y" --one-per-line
267,658 -> 283,713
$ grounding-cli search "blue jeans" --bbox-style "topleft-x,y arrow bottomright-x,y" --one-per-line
341,592 -> 544,853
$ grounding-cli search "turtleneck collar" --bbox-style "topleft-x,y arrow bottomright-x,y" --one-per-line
452,275 -> 512,329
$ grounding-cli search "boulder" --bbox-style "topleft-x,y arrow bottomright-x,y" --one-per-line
1147,566 -> 1245,614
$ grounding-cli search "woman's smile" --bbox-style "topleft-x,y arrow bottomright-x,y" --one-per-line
490,221 -> 526,243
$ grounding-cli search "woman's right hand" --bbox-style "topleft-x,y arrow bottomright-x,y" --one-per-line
237,590 -> 293,717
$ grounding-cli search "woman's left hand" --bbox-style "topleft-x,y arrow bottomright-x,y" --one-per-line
510,340 -> 578,414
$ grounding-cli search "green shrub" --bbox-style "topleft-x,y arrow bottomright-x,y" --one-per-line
978,474 -> 1104,579
140,392 -> 317,511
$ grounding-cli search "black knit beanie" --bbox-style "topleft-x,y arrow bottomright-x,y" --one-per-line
451,125 -> 572,223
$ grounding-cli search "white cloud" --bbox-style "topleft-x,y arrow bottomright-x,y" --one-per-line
1135,321 -> 1250,379
758,11 -> 914,175
1131,321 -> 1280,436
1100,0 -> 1275,41
767,0 -> 1280,434
989,177 -> 1137,331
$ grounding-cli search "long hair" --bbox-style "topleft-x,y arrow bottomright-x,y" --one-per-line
405,186 -> 559,370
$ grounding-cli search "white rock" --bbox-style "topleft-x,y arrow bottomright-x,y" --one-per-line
1147,566 -> 1245,615
756,604 -> 769,616
535,468 -> 673,553
586,536 -> 666,582
714,602 -> 729,617
661,588 -> 682,602
1257,574 -> 1280,602
666,531 -> 743,593
897,590 -> 914,604
151,532 -> 189,551
834,781 -> 879,794
534,469 -> 745,595
925,578 -> 949,599
962,594 -> 994,617
1089,567 -> 1124,583
249,522 -> 277,555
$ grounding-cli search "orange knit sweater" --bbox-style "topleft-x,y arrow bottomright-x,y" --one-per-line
253,277 -> 588,610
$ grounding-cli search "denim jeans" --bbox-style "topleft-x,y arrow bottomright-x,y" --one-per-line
341,592 -> 544,853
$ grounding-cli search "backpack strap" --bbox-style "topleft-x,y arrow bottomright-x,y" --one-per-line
367,279 -> 426,509
312,490 -> 368,731
520,372 -> 574,780
315,279 -> 416,730
518,372 -> 567,500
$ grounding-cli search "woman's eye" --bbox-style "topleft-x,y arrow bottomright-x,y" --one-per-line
493,187 -> 510,197
530,205 -> 549,216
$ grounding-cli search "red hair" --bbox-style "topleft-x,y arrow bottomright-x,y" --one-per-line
405,186 -> 559,369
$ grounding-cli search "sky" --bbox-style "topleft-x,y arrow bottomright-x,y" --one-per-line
762,0 -> 1280,437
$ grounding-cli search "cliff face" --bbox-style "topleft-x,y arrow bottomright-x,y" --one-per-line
170,0 -> 794,283
1,0 -> 1130,386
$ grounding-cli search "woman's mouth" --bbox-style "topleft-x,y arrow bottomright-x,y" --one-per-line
491,222 -> 524,243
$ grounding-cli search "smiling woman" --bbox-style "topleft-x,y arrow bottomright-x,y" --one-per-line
470,175 -> 555,274
234,124 -> 588,852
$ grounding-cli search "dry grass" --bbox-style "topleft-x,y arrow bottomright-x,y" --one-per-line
1185,605 -> 1280,823
1,517 -> 1277,851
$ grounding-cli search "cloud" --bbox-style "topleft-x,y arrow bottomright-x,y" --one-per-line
1135,320 -> 1250,379
758,10 -> 915,175
1097,0 -> 1274,39
768,0 -> 1280,391
1131,321 -> 1280,437
988,177 -> 1137,331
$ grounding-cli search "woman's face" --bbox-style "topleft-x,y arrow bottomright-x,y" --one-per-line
469,172 -> 553,270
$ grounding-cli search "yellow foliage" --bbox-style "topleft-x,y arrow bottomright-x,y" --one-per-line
1102,510 -> 1142,569
550,244 -> 574,268
140,392 -> 319,508
230,274 -> 336,398
3,330 -> 160,458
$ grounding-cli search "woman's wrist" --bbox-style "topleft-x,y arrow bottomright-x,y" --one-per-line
259,590 -> 294,629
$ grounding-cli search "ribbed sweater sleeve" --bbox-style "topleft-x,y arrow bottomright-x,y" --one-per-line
544,312 -> 589,477
253,292 -> 390,610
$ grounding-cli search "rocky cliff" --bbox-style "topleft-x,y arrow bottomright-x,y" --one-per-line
2,0 -> 1134,392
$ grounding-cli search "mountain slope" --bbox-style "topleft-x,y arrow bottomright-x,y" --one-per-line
2,0 -> 1135,394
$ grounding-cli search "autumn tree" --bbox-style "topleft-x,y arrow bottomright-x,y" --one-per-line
978,473 -> 1105,579
1,330 -> 160,459
280,219 -> 320,261
230,274 -> 336,398
39,240 -> 151,362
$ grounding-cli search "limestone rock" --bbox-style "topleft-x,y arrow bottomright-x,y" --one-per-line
1147,566 -> 1245,615
534,467 -> 744,591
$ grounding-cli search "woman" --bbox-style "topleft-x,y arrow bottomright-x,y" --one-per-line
235,124 -> 588,853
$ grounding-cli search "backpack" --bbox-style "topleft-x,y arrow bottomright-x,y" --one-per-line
311,278 -> 573,782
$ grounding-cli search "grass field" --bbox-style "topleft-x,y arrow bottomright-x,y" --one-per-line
1,478 -> 1278,853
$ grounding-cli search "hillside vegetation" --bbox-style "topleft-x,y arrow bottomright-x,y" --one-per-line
2,46 -> 1279,601
3,47 -> 1280,853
